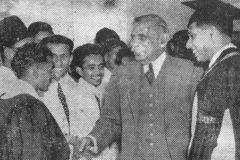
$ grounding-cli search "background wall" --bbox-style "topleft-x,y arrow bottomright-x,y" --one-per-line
0,0 -> 239,47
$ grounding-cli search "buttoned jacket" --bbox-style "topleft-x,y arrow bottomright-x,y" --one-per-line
90,55 -> 203,160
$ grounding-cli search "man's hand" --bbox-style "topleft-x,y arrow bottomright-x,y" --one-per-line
72,137 -> 94,160
79,137 -> 94,152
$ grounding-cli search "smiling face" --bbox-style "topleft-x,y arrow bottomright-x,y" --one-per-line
78,54 -> 104,87
186,22 -> 213,62
130,22 -> 164,64
47,43 -> 72,80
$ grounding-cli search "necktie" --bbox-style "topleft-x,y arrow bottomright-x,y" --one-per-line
95,95 -> 101,112
145,63 -> 155,85
57,83 -> 70,135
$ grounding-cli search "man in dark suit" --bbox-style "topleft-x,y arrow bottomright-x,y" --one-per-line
77,14 -> 202,160
186,7 -> 240,160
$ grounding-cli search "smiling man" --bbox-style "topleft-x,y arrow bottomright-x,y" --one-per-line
186,8 -> 240,160
68,43 -> 118,160
41,35 -> 78,142
77,14 -> 203,160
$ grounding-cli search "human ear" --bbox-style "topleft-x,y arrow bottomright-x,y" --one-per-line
160,33 -> 170,48
69,55 -> 73,64
76,67 -> 83,76
32,66 -> 39,79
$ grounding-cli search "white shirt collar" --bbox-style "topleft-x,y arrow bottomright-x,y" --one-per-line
1,79 -> 41,100
143,52 -> 167,78
209,43 -> 237,68
78,78 -> 104,98
54,73 -> 76,85
0,66 -> 17,80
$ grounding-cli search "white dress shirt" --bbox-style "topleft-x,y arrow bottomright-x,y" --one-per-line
44,74 -> 117,160
43,73 -> 77,137
189,43 -> 237,159
143,52 -> 167,78
71,78 -> 117,160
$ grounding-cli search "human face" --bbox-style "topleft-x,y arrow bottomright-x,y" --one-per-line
105,46 -> 122,71
47,43 -> 72,80
130,22 -> 163,64
78,54 -> 104,87
35,63 -> 52,92
186,22 -> 212,62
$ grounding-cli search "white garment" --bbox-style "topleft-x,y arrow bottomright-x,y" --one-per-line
102,67 -> 112,84
44,75 -> 117,160
143,52 -> 167,78
71,78 -> 118,160
0,66 -> 18,96
43,74 -> 78,136
208,43 -> 237,68
1,78 -> 41,101
189,43 -> 237,159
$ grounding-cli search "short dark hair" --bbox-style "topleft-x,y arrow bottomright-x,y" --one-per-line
39,34 -> 74,53
115,48 -> 135,65
11,43 -> 49,78
0,46 -> 4,63
0,15 -> 27,47
103,40 -> 127,54
95,27 -> 120,44
71,43 -> 104,69
70,43 -> 104,81
27,21 -> 53,37
167,30 -> 196,62
188,11 -> 233,37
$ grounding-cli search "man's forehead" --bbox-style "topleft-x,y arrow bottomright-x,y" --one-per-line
84,54 -> 104,64
47,43 -> 70,55
188,22 -> 197,30
188,22 -> 202,34
132,22 -> 158,34
36,62 -> 52,70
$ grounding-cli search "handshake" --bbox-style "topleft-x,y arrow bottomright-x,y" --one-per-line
69,136 -> 97,160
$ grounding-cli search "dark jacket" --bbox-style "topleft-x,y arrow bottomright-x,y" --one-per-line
188,48 -> 240,160
0,94 -> 70,160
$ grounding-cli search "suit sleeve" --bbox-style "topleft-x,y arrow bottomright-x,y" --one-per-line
89,69 -> 122,153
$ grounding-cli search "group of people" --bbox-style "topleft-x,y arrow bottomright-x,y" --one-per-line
0,1 -> 239,160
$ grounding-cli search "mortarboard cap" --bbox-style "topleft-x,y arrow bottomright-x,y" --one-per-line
182,0 -> 240,36
182,0 -> 240,20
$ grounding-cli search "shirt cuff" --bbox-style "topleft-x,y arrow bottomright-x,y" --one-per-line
86,135 -> 98,154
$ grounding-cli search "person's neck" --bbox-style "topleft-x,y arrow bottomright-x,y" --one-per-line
55,72 -> 68,82
36,89 -> 44,97
3,61 -> 12,69
141,49 -> 165,65
21,77 -> 42,97
212,40 -> 232,57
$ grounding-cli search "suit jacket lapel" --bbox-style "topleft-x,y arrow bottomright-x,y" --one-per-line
129,64 -> 143,123
119,63 -> 142,123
